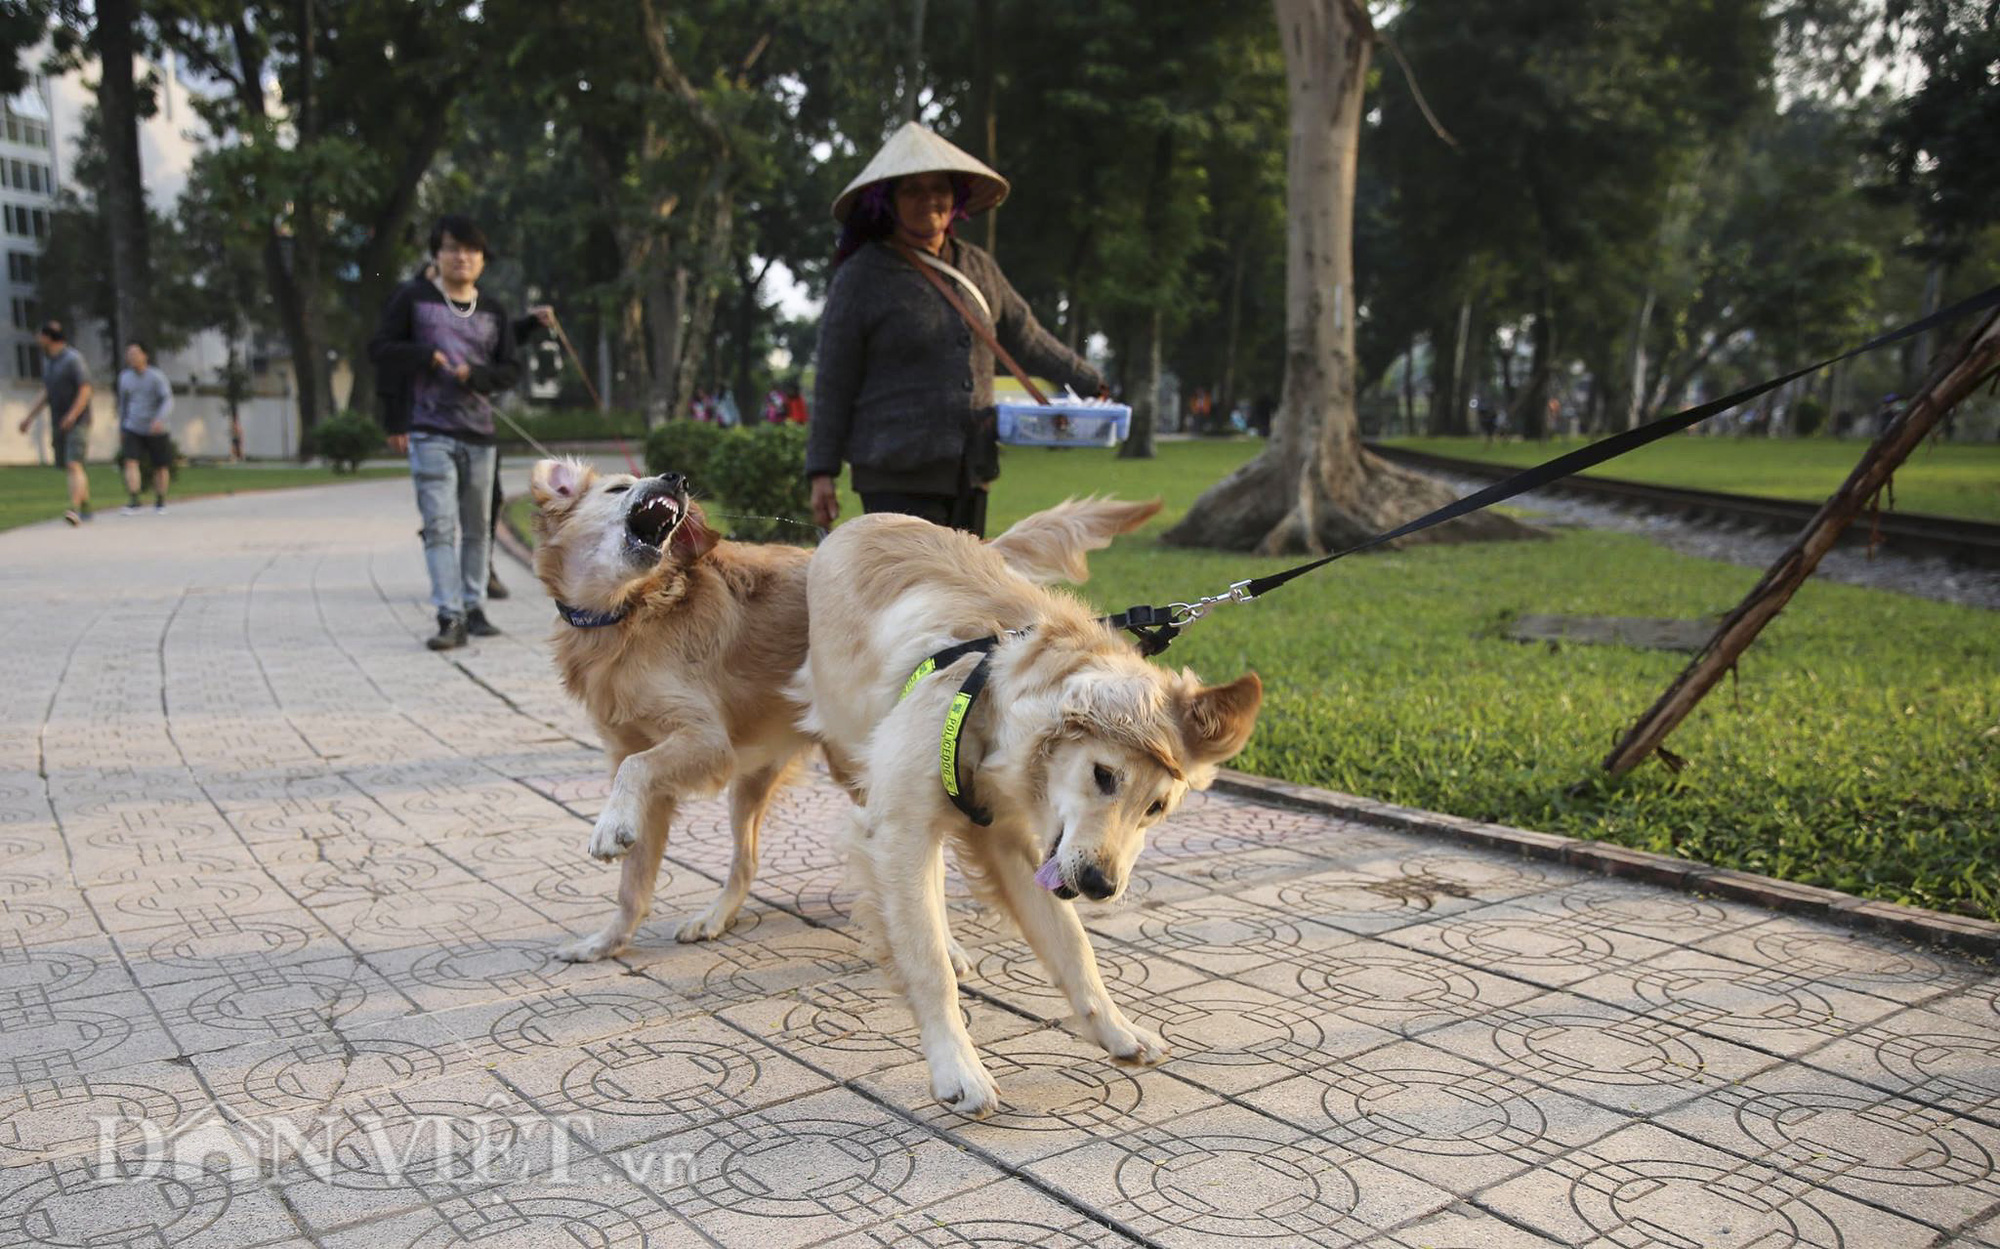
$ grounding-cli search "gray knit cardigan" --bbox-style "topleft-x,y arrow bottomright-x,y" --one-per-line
806,238 -> 1106,496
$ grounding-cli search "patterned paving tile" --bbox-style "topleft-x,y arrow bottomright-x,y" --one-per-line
1243,1038 -> 1631,1195
1023,1101 -> 1457,1249
858,1025 -> 1224,1166
1479,1122 -> 1944,1247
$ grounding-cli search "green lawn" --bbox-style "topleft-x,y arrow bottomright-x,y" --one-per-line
1383,434 -> 2000,523
509,440 -> 2000,921
0,462 -> 404,533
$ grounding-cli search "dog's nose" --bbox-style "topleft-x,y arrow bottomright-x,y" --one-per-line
656,471 -> 686,492
1076,864 -> 1116,901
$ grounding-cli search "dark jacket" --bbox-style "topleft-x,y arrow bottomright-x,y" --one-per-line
806,237 -> 1105,495
368,280 -> 527,443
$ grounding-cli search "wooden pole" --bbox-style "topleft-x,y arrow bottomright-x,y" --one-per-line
1602,307 -> 2000,777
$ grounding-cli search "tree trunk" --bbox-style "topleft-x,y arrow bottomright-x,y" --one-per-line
904,0 -> 927,122
1119,307 -> 1162,459
93,0 -> 151,350
1625,286 -> 1655,431
649,271 -> 684,423
1165,0 -> 1534,554
595,330 -> 614,413
290,0 -> 336,436
347,102 -> 454,412
1400,338 -> 1416,434
1513,301 -> 1555,440
1429,298 -> 1476,435
731,251 -> 764,412
1219,242 -> 1246,416
653,182 -> 733,425
973,0 -> 998,255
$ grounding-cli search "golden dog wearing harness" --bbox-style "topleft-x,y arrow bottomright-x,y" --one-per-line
795,509 -> 1262,1116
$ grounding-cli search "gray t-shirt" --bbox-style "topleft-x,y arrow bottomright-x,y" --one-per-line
117,366 -> 174,434
43,346 -> 89,426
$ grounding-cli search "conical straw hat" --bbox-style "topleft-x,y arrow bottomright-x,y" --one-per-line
830,121 -> 1010,223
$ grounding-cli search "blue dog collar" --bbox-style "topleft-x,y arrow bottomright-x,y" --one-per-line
556,601 -> 629,628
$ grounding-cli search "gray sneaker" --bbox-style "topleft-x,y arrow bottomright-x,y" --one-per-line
465,609 -> 502,638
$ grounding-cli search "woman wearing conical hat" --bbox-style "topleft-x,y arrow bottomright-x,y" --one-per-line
805,122 -> 1106,537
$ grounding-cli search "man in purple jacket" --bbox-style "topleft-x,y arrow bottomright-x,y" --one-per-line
368,215 -> 523,651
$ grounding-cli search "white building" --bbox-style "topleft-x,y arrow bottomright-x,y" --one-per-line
0,46 -> 303,466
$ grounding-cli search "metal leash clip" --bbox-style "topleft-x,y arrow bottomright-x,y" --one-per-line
1169,580 -> 1258,626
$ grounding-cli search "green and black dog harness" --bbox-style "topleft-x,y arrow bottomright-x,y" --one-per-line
898,638 -> 1000,827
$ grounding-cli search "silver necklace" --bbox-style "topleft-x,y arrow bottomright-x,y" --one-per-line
432,277 -> 478,320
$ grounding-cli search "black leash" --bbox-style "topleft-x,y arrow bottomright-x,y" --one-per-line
1107,282 -> 2000,652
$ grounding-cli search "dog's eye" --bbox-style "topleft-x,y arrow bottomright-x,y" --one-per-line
605,484 -> 630,494
1146,800 -> 1164,818
1093,764 -> 1118,796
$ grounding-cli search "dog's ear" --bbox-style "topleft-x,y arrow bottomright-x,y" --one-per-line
669,503 -> 721,561
1177,672 -> 1263,787
530,458 -> 593,510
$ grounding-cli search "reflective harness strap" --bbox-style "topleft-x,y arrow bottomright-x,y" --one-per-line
898,638 -> 999,827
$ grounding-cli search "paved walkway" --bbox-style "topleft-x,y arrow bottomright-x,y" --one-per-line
2,476 -> 1997,1249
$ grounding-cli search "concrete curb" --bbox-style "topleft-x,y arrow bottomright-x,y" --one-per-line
1212,768 -> 2000,958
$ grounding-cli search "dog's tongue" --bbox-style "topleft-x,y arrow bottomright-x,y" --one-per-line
1034,856 -> 1064,893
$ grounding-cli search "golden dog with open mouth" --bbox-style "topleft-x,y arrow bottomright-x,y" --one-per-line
797,512 -> 1263,1116
527,456 -> 1162,966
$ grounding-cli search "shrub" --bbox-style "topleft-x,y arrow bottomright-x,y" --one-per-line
1792,395 -> 1828,437
313,410 -> 383,473
503,407 -> 647,445
702,424 -> 816,543
644,419 -> 725,484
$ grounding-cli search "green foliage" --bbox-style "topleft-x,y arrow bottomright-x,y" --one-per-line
1792,395 -> 1828,437
310,410 -> 384,474
698,424 -> 815,543
1876,0 -> 2000,260
644,420 -> 814,542
644,419 -> 726,484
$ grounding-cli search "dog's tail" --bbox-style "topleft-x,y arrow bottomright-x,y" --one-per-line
986,496 -> 1162,584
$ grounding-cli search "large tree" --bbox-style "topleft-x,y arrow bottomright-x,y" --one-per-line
1163,0 -> 1528,554
156,0 -> 480,437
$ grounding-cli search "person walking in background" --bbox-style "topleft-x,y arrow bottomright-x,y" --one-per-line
762,385 -> 785,424
806,122 -> 1104,536
783,382 -> 807,425
368,214 -> 524,652
116,341 -> 174,514
16,321 -> 93,525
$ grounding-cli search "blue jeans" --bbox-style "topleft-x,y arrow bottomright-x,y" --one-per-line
408,432 -> 495,618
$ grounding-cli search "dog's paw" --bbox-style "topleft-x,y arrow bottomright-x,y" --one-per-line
554,929 -> 626,963
586,805 -> 639,862
674,906 -> 737,944
1095,1017 -> 1171,1067
929,1051 -> 1001,1118
946,936 -> 973,980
